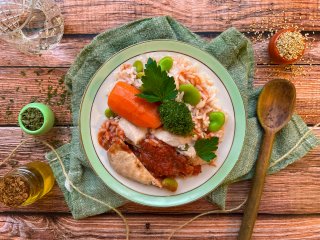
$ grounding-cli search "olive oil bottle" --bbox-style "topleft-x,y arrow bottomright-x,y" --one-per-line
0,161 -> 55,207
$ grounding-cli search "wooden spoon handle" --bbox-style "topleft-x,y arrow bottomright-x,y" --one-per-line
238,131 -> 276,240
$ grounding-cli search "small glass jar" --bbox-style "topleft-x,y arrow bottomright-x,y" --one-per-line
0,161 -> 55,207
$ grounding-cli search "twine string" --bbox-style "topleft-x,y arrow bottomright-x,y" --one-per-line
0,138 -> 130,240
168,122 -> 319,239
168,198 -> 247,240
269,122 -> 320,168
1,123 -> 318,240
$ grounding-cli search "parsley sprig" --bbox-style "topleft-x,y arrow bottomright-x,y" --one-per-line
137,58 -> 178,103
194,137 -> 219,162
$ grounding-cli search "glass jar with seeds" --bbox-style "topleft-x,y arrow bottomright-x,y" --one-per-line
18,103 -> 55,136
0,161 -> 55,207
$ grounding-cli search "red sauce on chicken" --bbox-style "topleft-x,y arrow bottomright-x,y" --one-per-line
99,121 -> 201,179
134,137 -> 201,178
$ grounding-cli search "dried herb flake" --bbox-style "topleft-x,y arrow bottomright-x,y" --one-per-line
21,108 -> 44,131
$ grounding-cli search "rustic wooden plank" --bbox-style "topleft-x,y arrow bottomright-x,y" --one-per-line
251,33 -> 320,65
254,65 -> 320,124
0,35 -> 93,68
0,33 -> 320,67
0,213 -> 319,239
0,127 -> 319,214
0,68 -> 71,125
55,0 -> 320,34
0,65 -> 319,126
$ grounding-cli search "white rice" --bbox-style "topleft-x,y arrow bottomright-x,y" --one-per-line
116,63 -> 142,88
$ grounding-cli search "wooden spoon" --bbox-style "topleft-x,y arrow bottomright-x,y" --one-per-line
238,79 -> 296,240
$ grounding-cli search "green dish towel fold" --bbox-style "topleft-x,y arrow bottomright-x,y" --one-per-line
46,16 -> 319,219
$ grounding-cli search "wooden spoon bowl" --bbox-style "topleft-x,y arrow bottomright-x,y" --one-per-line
257,79 -> 296,132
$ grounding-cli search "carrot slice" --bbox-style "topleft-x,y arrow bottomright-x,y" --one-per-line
108,81 -> 162,128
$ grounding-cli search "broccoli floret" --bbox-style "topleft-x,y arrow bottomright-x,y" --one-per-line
159,101 -> 194,136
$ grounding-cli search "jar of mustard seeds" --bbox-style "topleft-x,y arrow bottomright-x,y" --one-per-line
0,161 -> 54,207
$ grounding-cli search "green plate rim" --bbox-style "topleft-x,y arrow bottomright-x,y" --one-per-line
79,40 -> 246,207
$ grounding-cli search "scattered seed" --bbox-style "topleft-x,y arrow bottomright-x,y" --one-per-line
245,9 -> 315,82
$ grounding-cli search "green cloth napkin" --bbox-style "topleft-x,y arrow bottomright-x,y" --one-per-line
46,16 -> 319,219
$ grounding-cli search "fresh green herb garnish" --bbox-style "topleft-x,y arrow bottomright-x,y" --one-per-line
137,58 -> 178,103
21,108 -> 44,131
194,137 -> 219,162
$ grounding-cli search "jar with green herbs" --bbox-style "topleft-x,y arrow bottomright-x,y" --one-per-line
0,161 -> 55,207
18,103 -> 55,136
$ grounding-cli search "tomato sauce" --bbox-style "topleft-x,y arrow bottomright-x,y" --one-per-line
134,137 -> 201,178
99,121 -> 201,179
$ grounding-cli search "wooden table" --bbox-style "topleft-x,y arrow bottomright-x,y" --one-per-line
1,1 -> 320,239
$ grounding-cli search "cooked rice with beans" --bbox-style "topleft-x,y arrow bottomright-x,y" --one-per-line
116,55 -> 226,140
